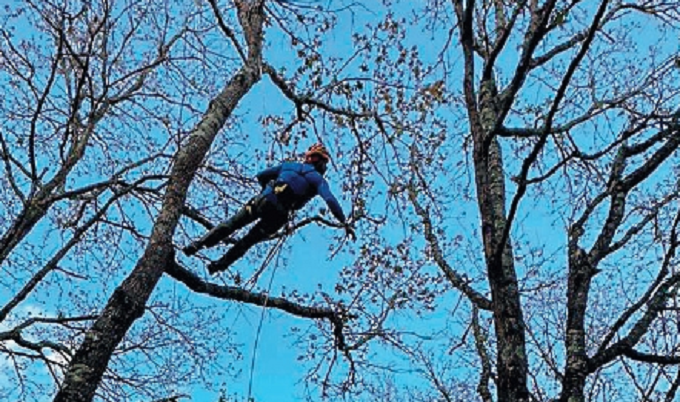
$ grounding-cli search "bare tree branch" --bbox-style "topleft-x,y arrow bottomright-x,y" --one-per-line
264,63 -> 374,119
408,184 -> 493,311
453,0 -> 482,131
595,208 -> 680,355
589,268 -> 680,371
164,258 -> 349,350
472,306 -> 493,402
497,0 -> 558,122
482,0 -> 528,81
623,349 -> 680,365
207,0 -> 247,63
0,176 -> 160,323
497,0 -> 611,266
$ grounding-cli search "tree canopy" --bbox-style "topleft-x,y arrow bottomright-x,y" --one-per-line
1,1 -> 680,401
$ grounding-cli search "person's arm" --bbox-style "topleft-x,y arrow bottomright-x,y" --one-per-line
315,179 -> 347,224
314,176 -> 356,240
256,164 -> 281,188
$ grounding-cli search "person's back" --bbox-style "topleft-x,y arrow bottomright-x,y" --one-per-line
259,160 -> 346,222
275,162 -> 318,199
182,142 -> 354,274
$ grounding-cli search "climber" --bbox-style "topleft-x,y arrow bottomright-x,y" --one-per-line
182,143 -> 355,274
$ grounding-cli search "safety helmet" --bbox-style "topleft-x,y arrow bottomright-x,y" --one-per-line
304,143 -> 331,162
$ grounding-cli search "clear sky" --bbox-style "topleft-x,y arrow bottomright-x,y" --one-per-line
2,1 -> 680,402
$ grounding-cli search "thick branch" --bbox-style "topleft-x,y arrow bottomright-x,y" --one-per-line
625,127 -> 675,156
2,331 -> 70,356
497,0 -> 557,122
164,259 -> 348,350
29,25 -> 64,181
620,131 -> 680,191
181,205 -> 216,229
238,0 -> 265,65
602,195 -> 676,257
588,190 -> 626,265
472,307 -> 493,402
586,131 -> 680,264
623,349 -> 680,365
666,371 -> 680,402
453,0 -> 481,132
529,31 -> 587,69
589,271 -> 680,371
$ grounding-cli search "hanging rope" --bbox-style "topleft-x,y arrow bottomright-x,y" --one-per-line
246,233 -> 288,402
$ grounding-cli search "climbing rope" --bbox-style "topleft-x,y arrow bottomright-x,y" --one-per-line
246,232 -> 288,402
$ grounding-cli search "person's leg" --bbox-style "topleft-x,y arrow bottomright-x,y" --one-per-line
208,208 -> 288,274
183,198 -> 262,256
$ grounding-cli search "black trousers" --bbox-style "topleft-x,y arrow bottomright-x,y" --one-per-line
202,196 -> 288,273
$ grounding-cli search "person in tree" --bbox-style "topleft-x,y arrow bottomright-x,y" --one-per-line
183,143 -> 355,274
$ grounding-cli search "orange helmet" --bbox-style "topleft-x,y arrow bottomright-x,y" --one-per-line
304,143 -> 331,162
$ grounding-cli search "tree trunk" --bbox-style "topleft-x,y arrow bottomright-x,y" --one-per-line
560,246 -> 593,402
473,80 -> 529,402
53,64 -> 262,402
53,3 -> 266,398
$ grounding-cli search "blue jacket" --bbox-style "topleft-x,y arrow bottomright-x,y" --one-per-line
256,162 -> 347,223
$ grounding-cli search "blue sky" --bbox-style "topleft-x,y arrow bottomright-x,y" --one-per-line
2,1 -> 680,401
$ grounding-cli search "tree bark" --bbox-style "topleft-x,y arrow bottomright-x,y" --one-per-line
560,246 -> 595,402
53,3 -> 266,400
474,79 -> 529,402
454,1 -> 529,398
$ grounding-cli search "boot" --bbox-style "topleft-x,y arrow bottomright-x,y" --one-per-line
182,227 -> 224,256
207,242 -> 249,275
182,232 -> 238,256
183,206 -> 255,257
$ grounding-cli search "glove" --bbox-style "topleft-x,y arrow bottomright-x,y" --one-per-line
182,242 -> 200,256
344,224 -> 356,241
